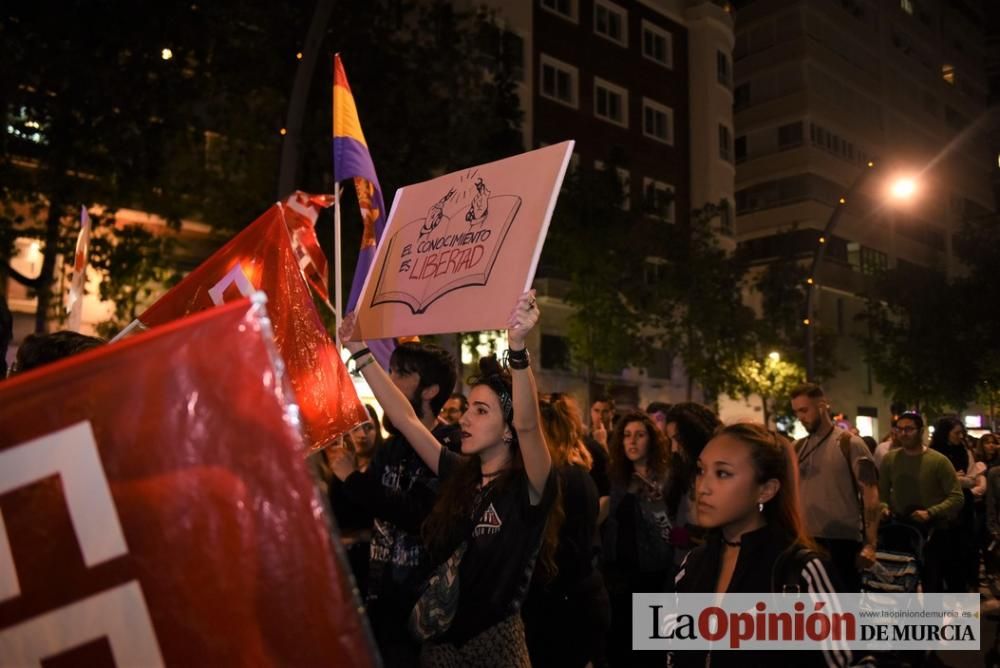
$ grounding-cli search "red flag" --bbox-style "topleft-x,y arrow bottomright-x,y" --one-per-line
133,200 -> 367,449
281,190 -> 335,302
0,298 -> 376,666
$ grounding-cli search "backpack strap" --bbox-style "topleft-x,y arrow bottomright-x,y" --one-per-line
770,543 -> 817,592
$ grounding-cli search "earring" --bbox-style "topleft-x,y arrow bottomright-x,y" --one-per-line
758,502 -> 764,513
503,434 -> 513,445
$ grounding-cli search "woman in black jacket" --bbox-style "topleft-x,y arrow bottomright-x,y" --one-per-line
670,423 -> 850,668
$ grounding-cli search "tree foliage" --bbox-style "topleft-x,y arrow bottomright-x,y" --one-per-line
2,1 -> 524,334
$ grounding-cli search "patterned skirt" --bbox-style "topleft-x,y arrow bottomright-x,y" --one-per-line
419,614 -> 531,668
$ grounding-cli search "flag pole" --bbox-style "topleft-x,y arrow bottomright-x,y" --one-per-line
334,182 -> 343,348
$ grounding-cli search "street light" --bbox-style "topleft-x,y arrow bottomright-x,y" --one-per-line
768,351 -> 781,363
803,163 -> 919,380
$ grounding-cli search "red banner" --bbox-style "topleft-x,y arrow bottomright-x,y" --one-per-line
136,197 -> 366,449
0,298 -> 376,666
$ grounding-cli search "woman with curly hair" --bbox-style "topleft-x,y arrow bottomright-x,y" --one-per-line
601,410 -> 673,667
339,291 -> 556,667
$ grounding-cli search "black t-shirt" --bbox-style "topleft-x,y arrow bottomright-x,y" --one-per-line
583,436 -> 611,497
437,448 -> 557,644
551,463 -> 600,588
340,422 -> 461,631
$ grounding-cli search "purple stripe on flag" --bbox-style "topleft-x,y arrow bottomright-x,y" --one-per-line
368,338 -> 396,371
333,136 -> 381,190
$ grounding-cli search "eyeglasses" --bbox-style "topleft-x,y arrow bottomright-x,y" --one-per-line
895,426 -> 919,434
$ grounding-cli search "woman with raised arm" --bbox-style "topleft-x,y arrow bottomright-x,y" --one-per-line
339,290 -> 557,667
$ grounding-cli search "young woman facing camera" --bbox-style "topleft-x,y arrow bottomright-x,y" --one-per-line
670,423 -> 850,668
339,291 -> 556,667
601,410 -> 673,668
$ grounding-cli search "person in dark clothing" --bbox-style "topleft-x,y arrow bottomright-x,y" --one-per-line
669,423 -> 850,668
602,410 -> 673,668
663,402 -> 721,566
930,416 -> 982,592
327,342 -> 458,667
523,393 -> 610,668
339,291 -> 557,667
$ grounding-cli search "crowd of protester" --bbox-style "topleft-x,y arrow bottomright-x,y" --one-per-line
7,293 -> 998,667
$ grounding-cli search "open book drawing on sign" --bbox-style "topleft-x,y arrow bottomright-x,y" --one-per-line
370,170 -> 522,314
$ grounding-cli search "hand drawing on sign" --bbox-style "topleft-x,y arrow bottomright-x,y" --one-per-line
419,188 -> 455,239
371,170 -> 521,315
465,178 -> 490,224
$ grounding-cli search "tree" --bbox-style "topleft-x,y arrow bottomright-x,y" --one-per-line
646,203 -> 757,400
541,160 -> 656,394
3,1 -> 526,334
859,266 -> 973,415
753,255 -> 839,379
733,352 -> 806,428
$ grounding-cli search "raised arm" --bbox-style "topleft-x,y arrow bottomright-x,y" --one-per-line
508,290 -> 551,505
338,314 -> 443,475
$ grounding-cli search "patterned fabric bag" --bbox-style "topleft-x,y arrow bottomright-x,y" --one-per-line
408,542 -> 468,641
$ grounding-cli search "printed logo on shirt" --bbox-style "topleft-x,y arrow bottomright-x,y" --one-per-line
473,502 -> 502,537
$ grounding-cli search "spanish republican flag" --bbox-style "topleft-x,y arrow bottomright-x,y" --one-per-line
333,54 -> 398,366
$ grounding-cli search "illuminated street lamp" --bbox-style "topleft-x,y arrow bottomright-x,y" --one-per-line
768,351 -> 781,363
804,164 -> 919,380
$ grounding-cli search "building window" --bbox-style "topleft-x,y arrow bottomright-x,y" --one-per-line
734,135 -> 747,163
540,54 -> 578,108
595,160 -> 631,209
641,20 -> 673,68
594,78 -> 628,127
594,0 -> 628,46
716,50 -> 732,87
719,199 -> 734,235
541,0 -> 578,23
942,63 -> 955,85
643,178 -> 675,223
643,257 -> 667,285
641,98 -> 673,144
541,334 -> 572,370
734,83 -> 750,110
777,121 -> 803,149
718,124 -> 732,162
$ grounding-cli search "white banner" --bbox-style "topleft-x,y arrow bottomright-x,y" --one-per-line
634,593 -> 980,651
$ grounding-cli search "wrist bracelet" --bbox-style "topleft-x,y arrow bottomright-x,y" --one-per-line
348,347 -> 371,362
352,355 -> 376,376
507,348 -> 530,370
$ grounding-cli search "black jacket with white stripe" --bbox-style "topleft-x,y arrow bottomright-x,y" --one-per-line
668,524 -> 851,668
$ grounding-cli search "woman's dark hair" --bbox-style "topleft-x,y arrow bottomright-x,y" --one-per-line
716,422 -> 819,552
664,402 -> 721,516
364,404 -> 385,451
930,416 -> 968,472
930,416 -> 964,450
609,410 -> 670,486
422,356 -> 561,580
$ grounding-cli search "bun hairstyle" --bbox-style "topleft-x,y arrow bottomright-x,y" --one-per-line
715,423 -> 818,552
468,355 -> 515,428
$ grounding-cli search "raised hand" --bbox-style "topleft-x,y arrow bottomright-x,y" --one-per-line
507,290 -> 539,350
337,312 -> 366,354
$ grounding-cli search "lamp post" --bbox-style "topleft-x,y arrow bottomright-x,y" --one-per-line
803,163 -> 917,381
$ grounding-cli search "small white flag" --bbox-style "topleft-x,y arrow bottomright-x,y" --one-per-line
66,206 -> 91,332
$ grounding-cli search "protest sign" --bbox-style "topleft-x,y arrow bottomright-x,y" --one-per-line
351,141 -> 574,340
129,194 -> 367,449
0,297 -> 376,666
